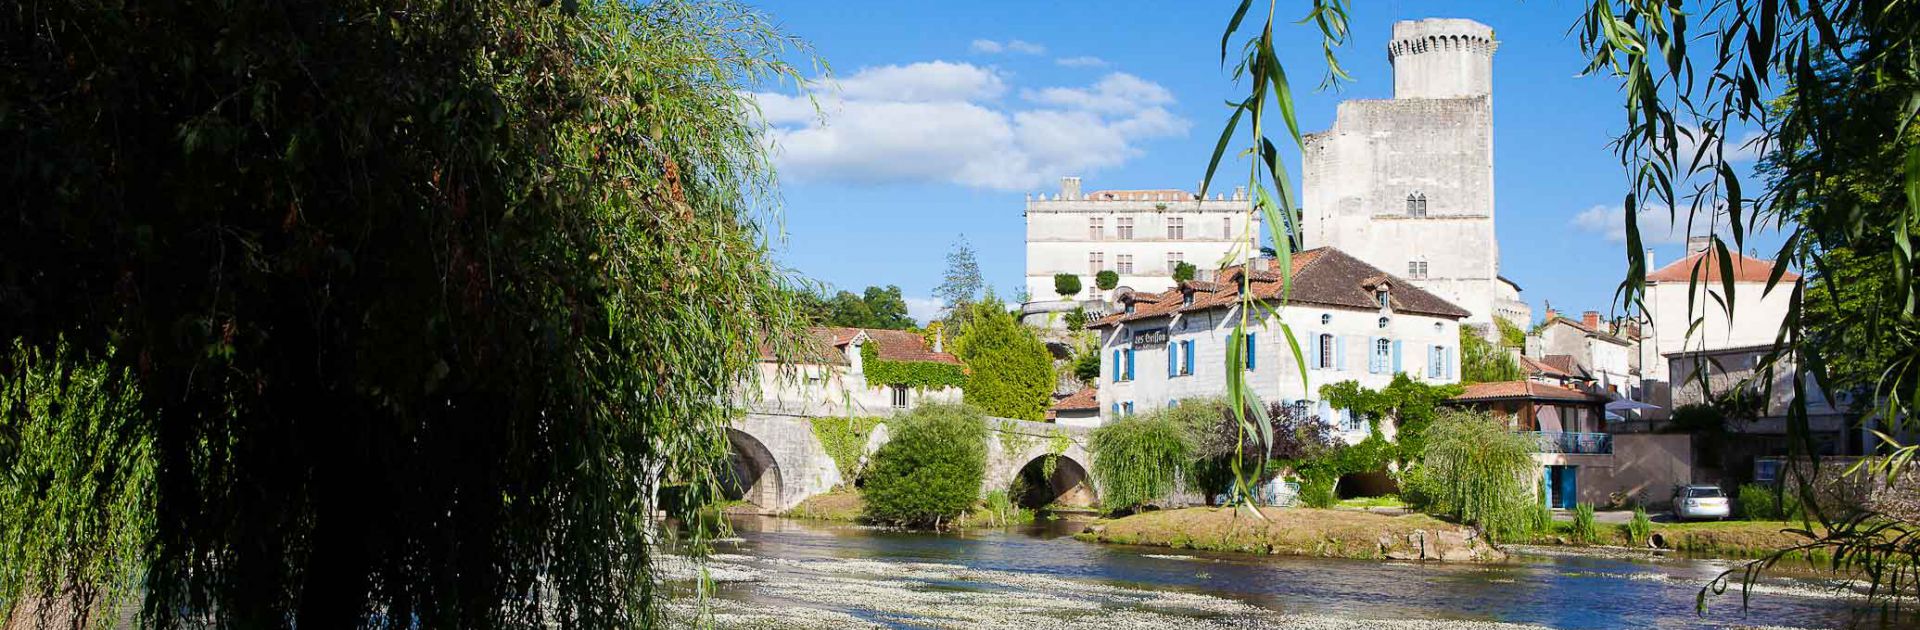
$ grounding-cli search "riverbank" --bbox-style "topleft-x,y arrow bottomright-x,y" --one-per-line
1073,506 -> 1506,562
779,490 -> 1086,529
1076,506 -> 1830,563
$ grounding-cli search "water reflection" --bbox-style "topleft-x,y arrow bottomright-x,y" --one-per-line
705,515 -> 1904,629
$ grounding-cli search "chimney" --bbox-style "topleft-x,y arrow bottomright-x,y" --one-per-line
1582,310 -> 1601,330
1233,185 -> 1247,201
1687,235 -> 1711,254
1644,247 -> 1656,272
932,328 -> 943,354
1544,305 -> 1558,322
1060,176 -> 1082,200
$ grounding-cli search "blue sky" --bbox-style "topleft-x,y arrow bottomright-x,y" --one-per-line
749,0 -> 1771,325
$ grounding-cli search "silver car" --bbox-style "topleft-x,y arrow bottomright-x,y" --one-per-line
1672,485 -> 1731,521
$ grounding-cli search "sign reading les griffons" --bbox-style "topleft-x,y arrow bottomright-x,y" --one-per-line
1131,327 -> 1169,348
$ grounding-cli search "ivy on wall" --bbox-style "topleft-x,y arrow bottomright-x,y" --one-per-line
861,343 -> 968,390
809,416 -> 884,486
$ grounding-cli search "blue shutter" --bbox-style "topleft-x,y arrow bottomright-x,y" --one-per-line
1168,342 -> 1178,377
1335,336 -> 1347,371
1247,333 -> 1257,371
1392,339 -> 1403,373
1317,400 -> 1333,423
1445,346 -> 1454,380
1307,331 -> 1320,370
1367,336 -> 1381,373
1183,340 -> 1195,375
1112,350 -> 1121,382
1126,349 -> 1135,381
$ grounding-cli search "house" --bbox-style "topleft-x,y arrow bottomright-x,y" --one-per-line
1047,387 -> 1101,427
1449,381 -> 1693,509
749,327 -> 964,417
1517,354 -> 1584,388
1666,344 -> 1856,483
1536,310 -> 1637,400
1088,248 -> 1468,441
1637,236 -> 1801,416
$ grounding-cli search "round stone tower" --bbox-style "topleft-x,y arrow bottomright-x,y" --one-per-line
1387,18 -> 1496,100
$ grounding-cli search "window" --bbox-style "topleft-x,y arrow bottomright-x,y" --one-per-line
1371,338 -> 1391,373
1116,254 -> 1134,274
1117,217 -> 1135,240
1406,192 -> 1427,217
1123,401 -> 1135,416
1088,252 -> 1105,275
1167,217 -> 1185,240
1181,292 -> 1194,307
1181,340 -> 1194,376
1222,217 -> 1232,239
1428,346 -> 1445,378
1341,409 -> 1365,432
1089,217 -> 1105,240
1377,316 -> 1389,328
1320,313 -> 1332,325
1166,251 -> 1184,273
1377,289 -> 1391,309
890,385 -> 909,409
1408,260 -> 1428,279
1317,334 -> 1334,369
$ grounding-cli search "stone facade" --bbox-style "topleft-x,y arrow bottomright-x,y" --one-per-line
1023,177 -> 1257,303
1303,18 -> 1510,327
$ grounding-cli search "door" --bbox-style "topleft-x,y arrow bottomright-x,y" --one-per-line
1546,466 -> 1579,509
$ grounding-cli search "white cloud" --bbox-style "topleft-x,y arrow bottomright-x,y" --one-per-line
1674,125 -> 1767,164
1055,55 -> 1110,68
971,38 -> 1045,55
753,66 -> 1189,191
905,297 -> 944,325
1571,204 -> 1695,245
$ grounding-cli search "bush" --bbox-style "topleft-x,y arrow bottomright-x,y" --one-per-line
1095,270 -> 1120,291
1570,503 -> 1598,544
1298,476 -> 1338,508
1417,409 -> 1539,541
1626,506 -> 1653,546
1737,483 -> 1804,520
953,296 -> 1055,421
1064,306 -> 1089,331
862,404 -> 989,527
1089,409 -> 1195,514
1053,273 -> 1083,298
1172,261 -> 1197,283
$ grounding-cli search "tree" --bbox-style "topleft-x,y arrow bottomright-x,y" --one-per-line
862,285 -> 915,329
1063,306 -> 1089,331
1095,270 -> 1120,291
0,1 -> 809,626
952,296 -> 1054,421
934,236 -> 984,319
1319,374 -> 1464,465
823,290 -> 877,328
1459,325 -> 1522,384
1053,274 -> 1083,299
1088,409 -> 1195,514
1188,400 -> 1337,500
860,404 -> 988,527
1410,409 -> 1540,542
1172,261 -> 1198,283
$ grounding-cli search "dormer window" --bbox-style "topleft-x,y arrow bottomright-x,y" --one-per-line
1376,286 -> 1391,309
1182,292 -> 1194,307
1125,302 -> 1136,314
1406,193 -> 1428,217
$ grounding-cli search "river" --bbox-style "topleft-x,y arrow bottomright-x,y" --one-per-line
661,515 -> 1912,629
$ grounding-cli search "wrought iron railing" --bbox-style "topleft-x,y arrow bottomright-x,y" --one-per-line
1522,431 -> 1612,455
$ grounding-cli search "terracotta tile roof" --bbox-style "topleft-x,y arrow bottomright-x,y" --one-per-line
1518,355 -> 1572,378
823,327 -> 963,365
1452,380 -> 1607,403
1543,316 -> 1631,346
1539,354 -> 1581,376
1090,247 -> 1470,328
1050,387 -> 1099,412
1646,249 -> 1800,284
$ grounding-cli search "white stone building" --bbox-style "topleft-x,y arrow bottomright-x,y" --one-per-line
1302,18 -> 1527,328
1638,236 -> 1799,389
749,327 -> 963,417
1088,248 -> 1468,441
1023,177 -> 1258,304
1537,311 -> 1636,399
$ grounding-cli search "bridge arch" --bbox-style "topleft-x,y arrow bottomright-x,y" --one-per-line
1008,453 -> 1097,509
722,428 -> 784,510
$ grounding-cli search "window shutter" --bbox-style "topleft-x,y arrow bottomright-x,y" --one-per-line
1367,336 -> 1381,374
1316,400 -> 1332,423
1126,349 -> 1135,380
1335,336 -> 1347,371
1307,331 -> 1320,369
1183,340 -> 1195,374
1392,340 -> 1403,373
1247,333 -> 1257,371
1168,343 -> 1178,378
1113,350 -> 1121,382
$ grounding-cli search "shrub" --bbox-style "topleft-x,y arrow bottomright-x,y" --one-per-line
1064,306 -> 1089,331
1298,476 -> 1339,508
1526,496 -> 1554,537
1570,503 -> 1598,544
1172,261 -> 1197,283
1089,410 -> 1195,514
1417,409 -> 1539,541
953,296 -> 1055,421
1737,483 -> 1805,520
862,404 -> 989,527
1627,506 -> 1653,546
1053,273 -> 1083,298
1095,270 -> 1120,291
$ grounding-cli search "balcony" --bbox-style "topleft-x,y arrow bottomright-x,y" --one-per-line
1522,431 -> 1612,455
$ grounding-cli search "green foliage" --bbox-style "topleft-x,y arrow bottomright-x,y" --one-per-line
1095,270 -> 1120,291
1189,400 -> 1339,499
1070,335 -> 1102,384
861,405 -> 989,527
1737,483 -> 1804,521
1298,477 -> 1338,508
1053,274 -> 1083,298
1666,404 -> 1726,434
1526,491 -> 1554,536
1318,374 -> 1462,464
0,0 -> 811,625
1089,410 -> 1195,514
1627,506 -> 1653,546
1172,261 -> 1198,283
1044,430 -> 1074,479
820,285 -> 916,329
1459,326 -> 1523,384
1417,409 -> 1540,542
1494,317 -> 1527,349
1571,503 -> 1599,544
970,490 -> 1034,527
809,416 -> 883,487
953,296 -> 1054,421
0,342 -> 152,619
936,237 -> 985,321
860,344 -> 968,390
1064,307 -> 1089,331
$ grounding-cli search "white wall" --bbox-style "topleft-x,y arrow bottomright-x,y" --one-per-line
1024,192 -> 1256,301
1096,302 -> 1461,443
1641,279 -> 1794,383
747,341 -> 963,418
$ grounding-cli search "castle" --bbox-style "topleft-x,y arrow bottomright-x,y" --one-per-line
1022,18 -> 1527,329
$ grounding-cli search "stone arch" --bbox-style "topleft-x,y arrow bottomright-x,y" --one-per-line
722,428 -> 783,510
1007,453 -> 1097,509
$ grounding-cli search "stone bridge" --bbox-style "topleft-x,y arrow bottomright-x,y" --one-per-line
725,412 -> 1097,514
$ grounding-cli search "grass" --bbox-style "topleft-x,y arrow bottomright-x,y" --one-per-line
1520,517 -> 1831,561
1075,507 -> 1504,561
784,490 -> 865,522
1335,496 -> 1406,510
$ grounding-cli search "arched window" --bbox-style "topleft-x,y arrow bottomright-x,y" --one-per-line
1318,334 -> 1334,369
1406,193 -> 1428,217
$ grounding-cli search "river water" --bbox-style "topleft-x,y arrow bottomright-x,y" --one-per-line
666,515 -> 1912,629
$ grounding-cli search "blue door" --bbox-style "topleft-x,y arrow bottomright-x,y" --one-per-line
1545,466 -> 1578,509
